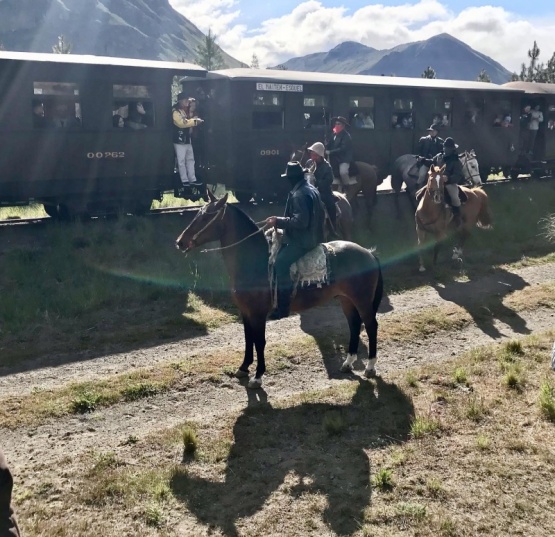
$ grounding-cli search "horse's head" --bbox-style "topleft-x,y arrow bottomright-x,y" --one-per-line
460,150 -> 482,186
427,165 -> 447,204
175,191 -> 228,253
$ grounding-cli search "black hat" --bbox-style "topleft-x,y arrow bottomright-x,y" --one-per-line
281,161 -> 306,181
331,116 -> 350,127
428,122 -> 442,131
176,92 -> 190,102
443,137 -> 459,149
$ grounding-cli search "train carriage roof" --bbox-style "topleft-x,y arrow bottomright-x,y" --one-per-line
208,68 -> 521,92
0,51 -> 206,76
502,81 -> 555,94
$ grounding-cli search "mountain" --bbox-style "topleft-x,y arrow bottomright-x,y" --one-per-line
0,0 -> 243,67
278,34 -> 512,84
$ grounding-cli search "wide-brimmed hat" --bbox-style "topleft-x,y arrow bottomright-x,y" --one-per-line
307,142 -> 325,158
281,161 -> 306,181
443,137 -> 459,149
428,122 -> 442,131
331,116 -> 350,127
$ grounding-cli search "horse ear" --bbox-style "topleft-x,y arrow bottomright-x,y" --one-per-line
206,189 -> 217,203
214,192 -> 229,209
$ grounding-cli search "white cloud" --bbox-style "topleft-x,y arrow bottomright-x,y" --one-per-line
170,0 -> 555,72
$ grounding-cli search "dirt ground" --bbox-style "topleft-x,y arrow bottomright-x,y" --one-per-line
1,261 -> 555,535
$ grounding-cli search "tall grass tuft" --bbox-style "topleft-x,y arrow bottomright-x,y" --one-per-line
182,427 -> 198,458
538,380 -> 555,422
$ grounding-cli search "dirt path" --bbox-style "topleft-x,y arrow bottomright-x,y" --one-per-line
1,262 -> 554,475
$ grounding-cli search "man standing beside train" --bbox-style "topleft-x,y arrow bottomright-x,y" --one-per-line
416,122 -> 444,186
307,142 -> 337,231
265,162 -> 325,320
325,116 -> 354,190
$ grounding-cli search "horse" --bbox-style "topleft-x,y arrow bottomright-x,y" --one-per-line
292,146 -> 380,213
391,150 -> 482,213
175,191 -> 383,389
415,165 -> 493,272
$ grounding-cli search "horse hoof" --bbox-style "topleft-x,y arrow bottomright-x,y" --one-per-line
248,377 -> 263,389
364,368 -> 377,378
340,363 -> 353,373
234,368 -> 249,379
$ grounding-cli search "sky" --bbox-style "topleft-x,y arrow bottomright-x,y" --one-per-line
169,0 -> 555,71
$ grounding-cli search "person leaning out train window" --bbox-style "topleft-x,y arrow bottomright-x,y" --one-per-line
51,101 -> 80,128
112,114 -> 124,128
125,102 -> 147,130
172,93 -> 204,187
32,100 -> 48,129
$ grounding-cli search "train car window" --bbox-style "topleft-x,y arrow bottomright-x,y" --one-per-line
492,99 -> 513,128
349,96 -> 375,129
431,99 -> 451,128
392,98 -> 413,129
464,100 -> 483,125
303,95 -> 329,128
33,82 -> 81,129
112,85 -> 155,129
252,91 -> 283,130
548,105 -> 555,131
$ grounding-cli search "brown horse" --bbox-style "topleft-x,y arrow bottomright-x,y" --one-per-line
176,191 -> 383,389
293,146 -> 380,212
415,165 -> 493,272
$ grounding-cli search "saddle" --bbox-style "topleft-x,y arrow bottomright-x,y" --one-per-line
266,229 -> 334,289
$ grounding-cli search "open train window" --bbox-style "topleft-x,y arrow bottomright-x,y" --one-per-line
492,99 -> 513,128
112,84 -> 155,129
33,82 -> 81,129
464,100 -> 483,125
303,95 -> 329,129
252,91 -> 283,130
431,99 -> 451,128
548,104 -> 555,131
392,98 -> 413,129
349,96 -> 375,129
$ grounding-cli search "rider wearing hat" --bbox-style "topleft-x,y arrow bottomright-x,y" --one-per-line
265,162 -> 325,320
325,116 -> 354,188
422,137 -> 465,227
307,142 -> 336,230
416,122 -> 444,185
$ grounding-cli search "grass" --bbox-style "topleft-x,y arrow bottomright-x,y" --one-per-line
539,379 -> 555,422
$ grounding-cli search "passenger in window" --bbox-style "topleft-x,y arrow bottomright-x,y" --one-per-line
548,119 -> 555,130
51,101 -> 80,128
32,101 -> 48,129
326,116 -> 354,190
354,112 -> 374,129
493,115 -> 502,127
501,115 -> 512,128
126,102 -> 147,130
416,122 -> 444,186
112,114 -> 124,128
401,115 -> 413,129
391,114 -> 401,128
441,114 -> 450,127
307,141 -> 337,231
172,93 -> 204,187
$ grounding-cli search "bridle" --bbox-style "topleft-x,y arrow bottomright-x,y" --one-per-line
460,152 -> 481,185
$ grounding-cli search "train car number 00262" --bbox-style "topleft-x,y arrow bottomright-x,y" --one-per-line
87,152 -> 125,159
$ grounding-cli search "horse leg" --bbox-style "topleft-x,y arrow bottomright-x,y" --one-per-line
249,317 -> 267,389
235,316 -> 254,378
416,226 -> 427,272
452,227 -> 469,262
339,297 -> 362,372
350,299 -> 379,377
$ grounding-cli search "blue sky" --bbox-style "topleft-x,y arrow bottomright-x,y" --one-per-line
170,1 -> 555,70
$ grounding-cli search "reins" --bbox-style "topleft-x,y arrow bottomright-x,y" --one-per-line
200,218 -> 270,253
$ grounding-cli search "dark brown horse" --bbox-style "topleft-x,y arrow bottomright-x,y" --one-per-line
292,147 -> 380,213
176,191 -> 383,389
416,165 -> 493,272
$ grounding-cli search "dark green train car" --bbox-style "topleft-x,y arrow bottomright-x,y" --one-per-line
0,52 -> 205,218
183,69 -> 523,202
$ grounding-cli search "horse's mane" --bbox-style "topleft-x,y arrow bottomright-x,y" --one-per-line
226,203 -> 260,233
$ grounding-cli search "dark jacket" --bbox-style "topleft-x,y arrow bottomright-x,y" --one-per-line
417,134 -> 444,159
276,179 -> 325,250
313,158 -> 334,198
423,151 -> 464,185
326,129 -> 354,164
0,451 -> 20,537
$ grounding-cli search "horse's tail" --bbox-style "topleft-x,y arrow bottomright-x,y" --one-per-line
473,188 -> 493,229
368,248 -> 384,313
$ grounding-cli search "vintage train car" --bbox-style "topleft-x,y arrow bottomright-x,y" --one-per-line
0,51 -> 205,218
183,69 -> 523,202
502,81 -> 555,179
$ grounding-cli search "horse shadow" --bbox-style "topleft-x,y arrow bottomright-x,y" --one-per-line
431,267 -> 531,339
170,377 -> 414,536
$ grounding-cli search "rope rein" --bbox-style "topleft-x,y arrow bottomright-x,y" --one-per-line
200,219 -> 270,253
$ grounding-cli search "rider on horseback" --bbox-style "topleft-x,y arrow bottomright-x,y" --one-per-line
307,142 -> 337,231
421,137 -> 465,227
265,162 -> 325,320
326,116 -> 354,189
416,122 -> 444,186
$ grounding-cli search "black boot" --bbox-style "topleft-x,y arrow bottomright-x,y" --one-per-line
268,289 -> 291,320
451,205 -> 462,228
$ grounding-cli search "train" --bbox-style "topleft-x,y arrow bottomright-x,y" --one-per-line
1,51 -> 554,216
